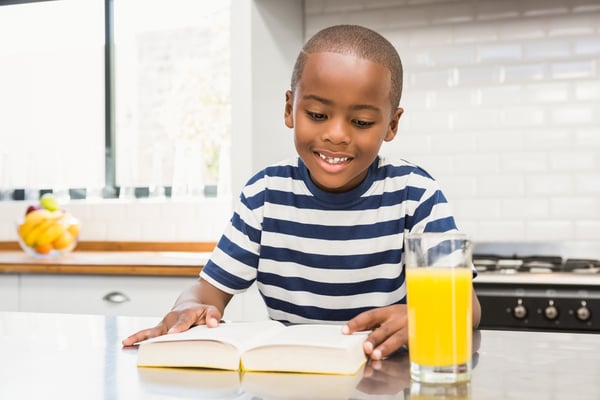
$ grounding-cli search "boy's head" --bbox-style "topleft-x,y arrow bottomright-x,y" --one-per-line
291,25 -> 403,110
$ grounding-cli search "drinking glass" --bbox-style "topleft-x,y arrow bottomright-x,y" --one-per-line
404,232 -> 473,383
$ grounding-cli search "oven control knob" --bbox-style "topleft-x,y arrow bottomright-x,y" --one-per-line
513,304 -> 527,319
576,306 -> 591,321
544,305 -> 559,320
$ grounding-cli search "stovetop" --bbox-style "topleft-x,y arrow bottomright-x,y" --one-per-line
472,241 -> 600,285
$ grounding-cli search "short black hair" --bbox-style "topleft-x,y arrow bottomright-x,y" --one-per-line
291,25 -> 403,110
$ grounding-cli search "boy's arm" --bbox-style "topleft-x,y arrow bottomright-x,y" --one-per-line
472,286 -> 481,327
121,278 -> 232,346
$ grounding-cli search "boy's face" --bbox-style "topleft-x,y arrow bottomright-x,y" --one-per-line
285,51 -> 403,193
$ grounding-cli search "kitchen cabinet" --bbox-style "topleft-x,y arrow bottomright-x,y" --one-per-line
0,274 -> 19,311
16,274 -> 268,320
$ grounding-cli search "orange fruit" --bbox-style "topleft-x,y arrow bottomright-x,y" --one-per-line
67,223 -> 80,238
53,231 -> 74,250
34,243 -> 53,254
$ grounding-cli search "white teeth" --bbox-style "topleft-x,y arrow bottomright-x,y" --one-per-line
319,153 -> 349,164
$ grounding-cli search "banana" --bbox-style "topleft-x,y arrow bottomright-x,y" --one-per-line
22,212 -> 63,247
35,221 -> 67,247
18,209 -> 55,239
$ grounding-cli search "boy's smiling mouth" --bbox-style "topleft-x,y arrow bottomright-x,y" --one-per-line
317,152 -> 351,165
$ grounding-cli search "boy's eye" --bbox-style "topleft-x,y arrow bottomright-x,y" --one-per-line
307,111 -> 327,121
353,119 -> 375,128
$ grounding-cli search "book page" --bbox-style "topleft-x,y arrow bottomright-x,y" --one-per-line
139,320 -> 285,349
248,324 -> 366,349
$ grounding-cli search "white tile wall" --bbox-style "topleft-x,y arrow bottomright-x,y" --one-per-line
305,0 -> 600,242
0,198 -> 232,242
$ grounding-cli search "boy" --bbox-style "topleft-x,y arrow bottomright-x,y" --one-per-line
123,25 -> 481,360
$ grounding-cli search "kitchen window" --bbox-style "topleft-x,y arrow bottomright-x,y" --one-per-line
0,0 -> 231,201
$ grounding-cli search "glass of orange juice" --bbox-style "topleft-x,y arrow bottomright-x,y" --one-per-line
405,232 -> 473,383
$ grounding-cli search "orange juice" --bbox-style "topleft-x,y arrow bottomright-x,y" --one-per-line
406,267 -> 472,367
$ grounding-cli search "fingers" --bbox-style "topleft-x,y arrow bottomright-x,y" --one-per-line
344,305 -> 409,361
121,305 -> 224,347
121,325 -> 167,347
365,322 -> 408,360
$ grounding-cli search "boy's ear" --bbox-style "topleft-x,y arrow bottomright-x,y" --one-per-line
284,90 -> 294,128
384,107 -> 404,142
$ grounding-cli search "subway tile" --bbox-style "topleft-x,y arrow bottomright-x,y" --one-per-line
550,59 -> 596,79
522,0 -> 569,17
478,85 -> 523,106
430,133 -> 478,154
500,152 -> 548,173
500,106 -> 546,128
478,174 -> 526,196
501,63 -> 546,84
456,65 -> 501,86
403,110 -> 453,131
476,221 -> 527,241
452,109 -> 502,130
385,6 -> 430,29
550,104 -> 595,125
548,15 -> 597,37
551,197 -> 598,218
574,80 -> 600,100
430,2 -> 475,24
430,45 -> 477,66
525,174 -> 573,195
454,198 -> 501,219
574,128 -> 600,147
525,221 -> 574,241
575,221 -> 600,240
433,88 -> 477,108
477,43 -> 523,62
549,151 -> 597,172
411,69 -> 454,89
476,132 -> 525,151
475,0 -> 521,21
454,154 -> 500,174
524,40 -> 571,60
501,198 -> 550,219
406,27 -> 454,47
452,23 -> 499,44
572,0 -> 600,13
439,176 -> 478,198
524,129 -> 572,149
523,82 -> 570,103
321,0 -> 365,13
498,19 -> 546,40
575,174 -> 600,194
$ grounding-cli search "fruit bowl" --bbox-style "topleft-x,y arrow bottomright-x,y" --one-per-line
16,194 -> 80,258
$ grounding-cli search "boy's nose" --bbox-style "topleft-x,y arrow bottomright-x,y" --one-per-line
323,120 -> 350,144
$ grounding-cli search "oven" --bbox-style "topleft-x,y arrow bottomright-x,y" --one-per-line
472,241 -> 600,333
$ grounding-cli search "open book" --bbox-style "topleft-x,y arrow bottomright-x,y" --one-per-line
136,320 -> 368,375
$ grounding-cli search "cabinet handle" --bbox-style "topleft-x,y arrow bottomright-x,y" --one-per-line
102,291 -> 130,304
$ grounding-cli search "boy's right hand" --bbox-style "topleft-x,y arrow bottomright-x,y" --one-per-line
121,303 -> 223,347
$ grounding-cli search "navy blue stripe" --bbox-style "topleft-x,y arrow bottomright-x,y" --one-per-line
203,260 -> 253,290
425,216 -> 457,232
258,271 -> 404,296
230,212 -> 261,245
412,189 -> 448,227
264,295 -> 406,322
260,246 -> 402,269
263,217 -> 406,241
264,186 -> 424,211
215,234 -> 259,270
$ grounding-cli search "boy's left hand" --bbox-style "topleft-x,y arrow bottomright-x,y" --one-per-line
343,304 -> 408,360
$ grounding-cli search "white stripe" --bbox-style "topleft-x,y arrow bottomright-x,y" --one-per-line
259,283 -> 406,309
261,231 -> 402,256
208,246 -> 258,282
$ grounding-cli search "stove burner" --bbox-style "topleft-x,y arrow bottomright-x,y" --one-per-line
473,254 -> 600,274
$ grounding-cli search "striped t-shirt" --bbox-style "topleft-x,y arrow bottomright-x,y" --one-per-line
200,156 -> 458,323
